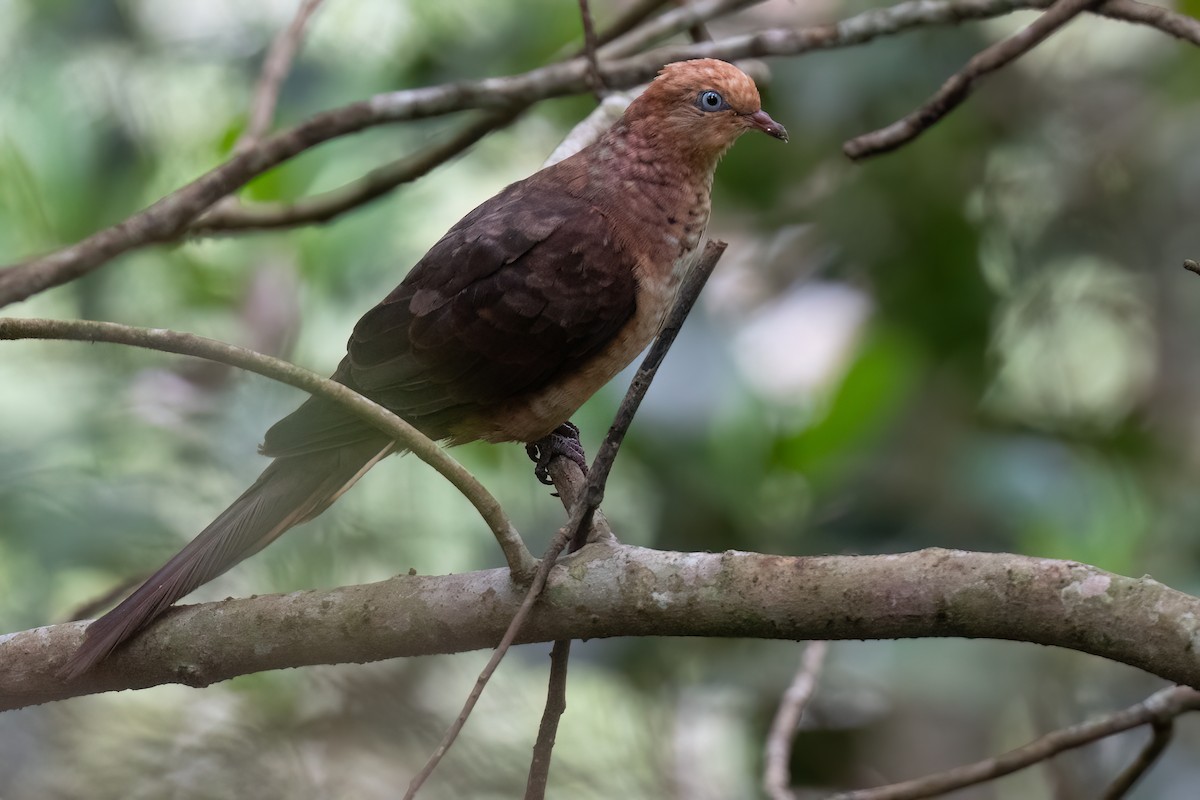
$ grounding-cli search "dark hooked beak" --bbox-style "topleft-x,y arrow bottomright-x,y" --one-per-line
747,109 -> 788,142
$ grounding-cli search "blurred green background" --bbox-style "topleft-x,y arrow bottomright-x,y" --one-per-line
3,0 -> 1200,797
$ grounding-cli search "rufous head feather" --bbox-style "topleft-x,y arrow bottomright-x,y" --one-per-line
621,59 -> 787,167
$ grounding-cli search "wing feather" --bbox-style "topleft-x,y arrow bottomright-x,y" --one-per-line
262,179 -> 637,457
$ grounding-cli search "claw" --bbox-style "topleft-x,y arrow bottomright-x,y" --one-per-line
526,422 -> 588,487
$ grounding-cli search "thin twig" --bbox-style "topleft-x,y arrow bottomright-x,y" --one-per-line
578,0 -> 606,99
0,317 -> 533,577
591,0 -> 672,50
237,0 -> 326,153
843,0 -> 1101,160
763,641 -> 831,800
522,449 -> 615,798
402,524 -> 574,800
1100,720 -> 1174,800
673,0 -> 716,43
204,0 -> 326,232
405,241 -> 727,798
575,240 -> 726,545
600,0 -> 761,58
827,685 -> 1200,800
524,639 -> 572,800
192,108 -> 525,234
1109,0 -> 1200,46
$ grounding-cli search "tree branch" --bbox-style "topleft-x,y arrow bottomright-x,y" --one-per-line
237,0 -> 326,153
524,638 -> 572,800
5,547 -> 1200,710
402,517 -> 575,799
828,685 -> 1200,800
591,0 -> 674,51
189,108 -> 526,234
578,0 -> 605,99
1107,0 -> 1200,45
598,0 -> 762,60
0,316 -> 533,577
843,0 -> 1101,160
1101,718 -> 1175,800
764,641 -> 830,800
4,0 -> 1195,307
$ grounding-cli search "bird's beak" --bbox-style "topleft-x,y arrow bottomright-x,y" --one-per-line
747,109 -> 788,142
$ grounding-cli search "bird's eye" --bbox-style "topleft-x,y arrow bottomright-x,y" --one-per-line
696,90 -> 728,112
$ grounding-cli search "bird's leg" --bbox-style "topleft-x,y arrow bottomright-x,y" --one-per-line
525,421 -> 588,486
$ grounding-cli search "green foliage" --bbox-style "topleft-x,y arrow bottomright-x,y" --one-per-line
776,326 -> 923,485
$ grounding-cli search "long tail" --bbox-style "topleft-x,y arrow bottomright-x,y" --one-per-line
63,439 -> 393,678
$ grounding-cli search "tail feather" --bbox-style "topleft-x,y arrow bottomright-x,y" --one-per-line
63,439 -> 392,678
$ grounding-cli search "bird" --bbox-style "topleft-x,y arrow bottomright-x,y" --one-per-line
63,58 -> 787,678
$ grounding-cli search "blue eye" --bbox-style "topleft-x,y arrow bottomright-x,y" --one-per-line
696,90 -> 728,112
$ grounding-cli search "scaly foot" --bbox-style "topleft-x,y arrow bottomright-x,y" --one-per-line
525,421 -> 588,486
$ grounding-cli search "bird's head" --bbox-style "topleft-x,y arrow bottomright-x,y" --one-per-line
623,59 -> 788,167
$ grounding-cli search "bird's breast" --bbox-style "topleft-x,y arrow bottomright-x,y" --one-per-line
464,243 -> 706,445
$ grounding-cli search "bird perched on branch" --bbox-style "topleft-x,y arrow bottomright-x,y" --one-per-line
65,58 -> 787,677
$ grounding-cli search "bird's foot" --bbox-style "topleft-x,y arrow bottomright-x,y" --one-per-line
525,421 -> 588,486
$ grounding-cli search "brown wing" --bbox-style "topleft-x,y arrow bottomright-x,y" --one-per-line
262,179 -> 638,456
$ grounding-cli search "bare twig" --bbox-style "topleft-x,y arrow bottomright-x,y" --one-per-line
4,0 -> 1197,305
1109,0 -> 1200,45
574,242 -> 725,546
600,0 -> 762,58
405,241 -> 727,797
402,520 -> 575,799
843,0 -> 1100,160
203,0 -> 326,232
764,641 -> 831,800
1101,720 -> 1175,800
522,435 -> 616,799
828,685 -> 1200,800
524,638 -> 573,800
191,108 -> 525,234
619,0 -> 1200,69
672,0 -> 716,43
591,0 -> 672,50
579,0 -> 606,99
0,317 -> 533,577
237,0 -> 326,153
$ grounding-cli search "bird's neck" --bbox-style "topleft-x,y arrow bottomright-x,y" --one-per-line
580,122 -> 716,266
601,119 -> 722,188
